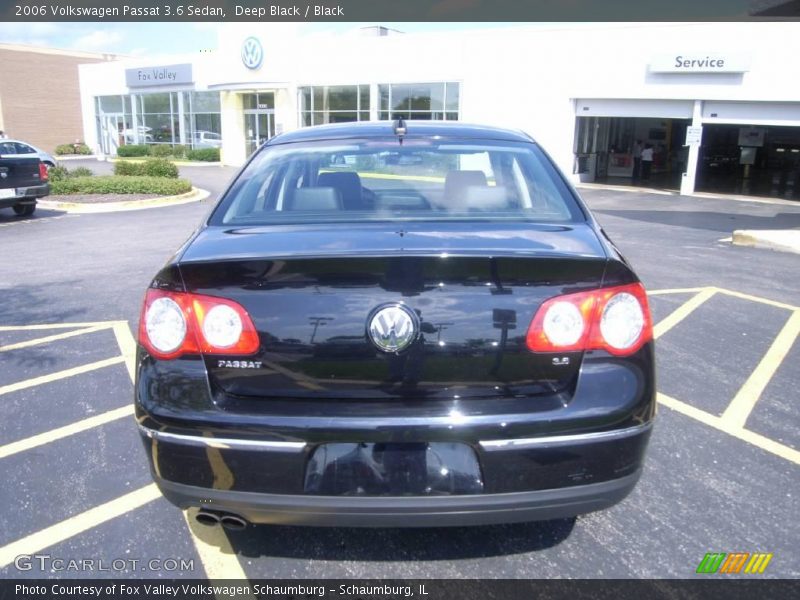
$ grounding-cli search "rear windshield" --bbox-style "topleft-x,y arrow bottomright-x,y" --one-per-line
210,137 -> 584,226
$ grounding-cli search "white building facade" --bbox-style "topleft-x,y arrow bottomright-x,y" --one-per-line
78,22 -> 800,198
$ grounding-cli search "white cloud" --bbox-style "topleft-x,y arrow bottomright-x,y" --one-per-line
71,30 -> 124,52
0,22 -> 60,44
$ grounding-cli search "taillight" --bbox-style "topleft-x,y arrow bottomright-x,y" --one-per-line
138,289 -> 259,360
526,283 -> 652,356
39,163 -> 49,181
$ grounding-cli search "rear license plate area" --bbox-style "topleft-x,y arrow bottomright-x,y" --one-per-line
304,442 -> 483,496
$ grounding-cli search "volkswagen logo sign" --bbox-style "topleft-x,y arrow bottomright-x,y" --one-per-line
241,37 -> 263,70
368,304 -> 419,353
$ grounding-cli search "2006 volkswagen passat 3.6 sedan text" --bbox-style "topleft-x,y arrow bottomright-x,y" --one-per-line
135,121 -> 655,528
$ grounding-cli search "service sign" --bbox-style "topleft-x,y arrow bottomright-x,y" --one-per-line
126,63 -> 194,87
649,54 -> 750,73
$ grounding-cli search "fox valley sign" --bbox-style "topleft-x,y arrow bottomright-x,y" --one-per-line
125,64 -> 194,87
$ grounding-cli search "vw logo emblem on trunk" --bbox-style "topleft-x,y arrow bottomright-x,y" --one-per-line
241,37 -> 263,70
368,304 -> 418,353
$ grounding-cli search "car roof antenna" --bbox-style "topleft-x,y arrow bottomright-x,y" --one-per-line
393,117 -> 406,145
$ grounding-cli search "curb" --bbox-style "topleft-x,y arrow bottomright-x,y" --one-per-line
732,229 -> 800,255
106,157 -> 222,167
55,155 -> 98,161
37,187 -> 210,214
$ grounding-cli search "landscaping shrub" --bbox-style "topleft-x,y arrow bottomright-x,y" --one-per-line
54,143 -> 92,156
113,160 -> 144,176
117,144 -> 149,157
48,166 -> 70,182
69,167 -> 94,178
114,158 -> 178,178
185,148 -> 220,162
48,166 -> 94,181
51,176 -> 192,196
142,158 -> 178,178
148,145 -> 175,158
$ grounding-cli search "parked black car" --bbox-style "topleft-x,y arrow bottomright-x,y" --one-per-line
135,121 -> 655,528
0,145 -> 49,216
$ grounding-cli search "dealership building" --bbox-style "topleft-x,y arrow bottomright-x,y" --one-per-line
77,22 -> 800,199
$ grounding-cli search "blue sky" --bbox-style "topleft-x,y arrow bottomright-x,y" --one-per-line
0,22 -> 527,56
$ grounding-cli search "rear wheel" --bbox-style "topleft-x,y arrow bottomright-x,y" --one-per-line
13,203 -> 35,216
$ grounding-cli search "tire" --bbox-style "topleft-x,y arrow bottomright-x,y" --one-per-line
13,203 -> 35,216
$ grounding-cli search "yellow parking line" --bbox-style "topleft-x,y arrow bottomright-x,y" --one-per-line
0,356 -> 125,397
113,322 -> 251,583
721,310 -> 800,429
653,288 -> 717,339
716,288 -> 799,312
0,484 -> 161,569
657,393 -> 800,465
647,287 -> 708,296
0,321 -> 122,332
182,510 -> 253,584
0,405 -> 134,460
0,324 -> 110,353
112,321 -> 138,383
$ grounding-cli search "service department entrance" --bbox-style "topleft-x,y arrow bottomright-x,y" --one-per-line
242,92 -> 276,157
573,99 -> 694,191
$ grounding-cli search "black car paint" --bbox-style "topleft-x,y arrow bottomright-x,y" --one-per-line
134,122 -> 655,526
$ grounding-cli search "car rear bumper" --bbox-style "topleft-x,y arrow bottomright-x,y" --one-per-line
138,421 -> 651,526
0,184 -> 48,208
155,468 -> 641,527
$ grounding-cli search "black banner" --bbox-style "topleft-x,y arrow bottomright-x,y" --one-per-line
2,0 -> 800,22
2,580 -> 800,600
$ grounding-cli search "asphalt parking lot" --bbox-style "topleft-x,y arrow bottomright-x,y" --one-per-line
0,162 -> 798,579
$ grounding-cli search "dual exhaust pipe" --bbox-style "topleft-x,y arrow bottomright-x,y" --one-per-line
195,509 -> 248,531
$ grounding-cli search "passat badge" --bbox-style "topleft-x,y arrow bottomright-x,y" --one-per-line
368,304 -> 418,353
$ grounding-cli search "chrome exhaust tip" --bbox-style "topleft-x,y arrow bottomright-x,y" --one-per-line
220,514 -> 248,531
195,510 -> 221,526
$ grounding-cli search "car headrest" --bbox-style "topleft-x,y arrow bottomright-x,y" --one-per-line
286,187 -> 342,211
317,171 -> 363,209
444,170 -> 488,199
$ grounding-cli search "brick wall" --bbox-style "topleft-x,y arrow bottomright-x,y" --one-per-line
0,48 -> 110,153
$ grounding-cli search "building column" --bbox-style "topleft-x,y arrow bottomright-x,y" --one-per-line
369,84 -> 378,121
680,100 -> 703,196
220,91 -> 246,166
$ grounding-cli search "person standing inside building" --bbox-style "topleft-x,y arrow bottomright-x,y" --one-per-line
641,143 -> 654,181
632,140 -> 643,182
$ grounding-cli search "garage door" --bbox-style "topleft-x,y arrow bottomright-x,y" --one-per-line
702,102 -> 800,126
576,99 -> 694,120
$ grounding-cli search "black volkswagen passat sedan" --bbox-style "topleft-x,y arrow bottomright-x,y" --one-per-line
135,121 -> 655,529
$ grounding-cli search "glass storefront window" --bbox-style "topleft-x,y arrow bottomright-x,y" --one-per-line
136,92 -> 178,145
298,85 -> 370,127
95,90 -> 223,154
187,91 -> 222,150
95,95 -> 133,155
243,93 -> 274,111
377,82 -> 460,121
